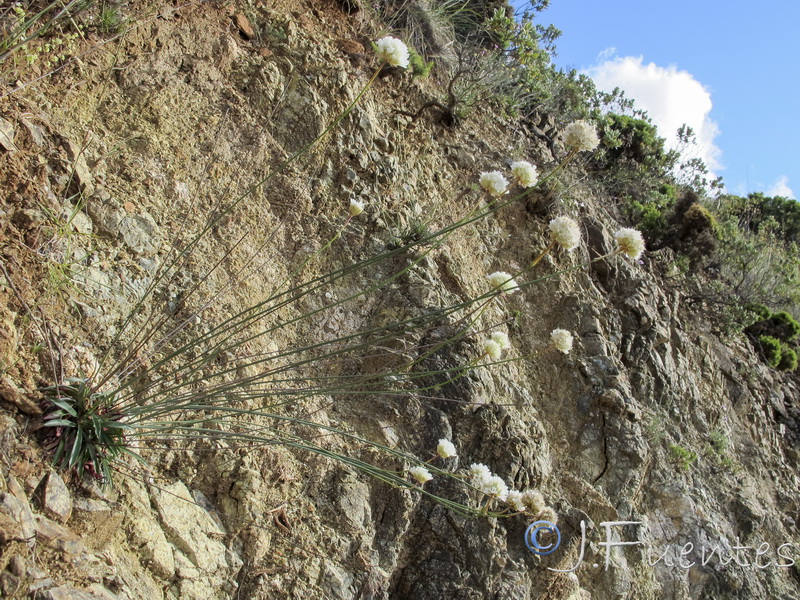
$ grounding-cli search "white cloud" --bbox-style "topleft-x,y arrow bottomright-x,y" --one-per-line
766,175 -> 795,199
584,53 -> 723,174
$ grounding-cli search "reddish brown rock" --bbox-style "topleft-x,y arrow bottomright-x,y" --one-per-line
337,39 -> 365,56
232,13 -> 256,40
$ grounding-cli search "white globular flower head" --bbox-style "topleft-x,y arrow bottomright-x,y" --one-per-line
409,466 -> 433,484
491,331 -> 511,350
436,439 -> 457,459
479,171 -> 509,197
614,227 -> 646,260
564,120 -> 600,152
510,160 -> 539,188
550,328 -> 573,354
548,216 -> 581,252
349,199 -> 365,216
506,490 -> 526,512
483,339 -> 502,360
487,271 -> 519,294
375,36 -> 410,68
469,463 -> 491,482
479,474 -> 509,501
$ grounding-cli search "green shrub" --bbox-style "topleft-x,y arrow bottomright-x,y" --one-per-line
669,444 -> 698,470
758,335 -> 783,368
408,48 -> 433,77
714,199 -> 800,311
772,311 -> 800,341
682,203 -> 718,235
778,345 -> 798,372
745,303 -> 772,320
627,184 -> 676,240
746,309 -> 800,345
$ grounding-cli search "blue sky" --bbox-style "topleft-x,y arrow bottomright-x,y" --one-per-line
512,0 -> 798,199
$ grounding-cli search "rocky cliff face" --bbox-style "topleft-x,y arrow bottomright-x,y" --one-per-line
0,2 -> 798,599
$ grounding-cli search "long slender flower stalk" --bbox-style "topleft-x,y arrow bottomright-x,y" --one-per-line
37,60 -> 642,519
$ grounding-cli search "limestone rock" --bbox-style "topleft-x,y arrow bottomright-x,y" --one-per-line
34,515 -> 89,555
38,584 -> 117,600
35,471 -> 73,523
0,116 -> 18,153
0,477 -> 36,543
63,139 -> 95,197
72,498 -> 123,550
149,481 -> 241,593
86,190 -> 162,256
0,376 -> 42,416
150,481 -> 228,569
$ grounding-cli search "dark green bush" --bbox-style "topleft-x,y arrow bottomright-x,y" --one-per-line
600,113 -> 670,166
778,345 -> 798,372
746,310 -> 800,343
643,190 -> 719,268
758,335 -> 782,368
772,311 -> 800,341
682,203 -> 718,235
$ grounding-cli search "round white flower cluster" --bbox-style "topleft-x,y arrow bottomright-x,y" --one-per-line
549,216 -> 581,252
564,120 -> 600,152
479,171 -> 509,197
436,438 -> 457,459
483,330 -> 511,360
375,36 -> 410,68
510,160 -> 539,188
481,475 -> 509,500
491,331 -> 510,350
409,466 -> 433,484
469,463 -> 508,500
550,328 -> 573,354
469,463 -> 491,480
506,490 -> 526,512
486,271 -> 519,294
482,339 -> 502,360
467,463 -> 555,516
349,199 -> 365,216
614,227 -> 645,260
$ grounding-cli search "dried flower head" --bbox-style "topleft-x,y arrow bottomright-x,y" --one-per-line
479,171 -> 509,197
521,489 -> 547,514
436,439 -> 457,459
487,271 -> 519,294
409,466 -> 432,484
510,160 -> 539,188
550,328 -> 573,354
564,120 -> 600,152
614,227 -> 646,260
375,36 -> 410,68
506,490 -> 526,512
491,331 -> 511,350
482,339 -> 502,360
549,216 -> 581,252
349,199 -> 365,216
538,506 -> 558,525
